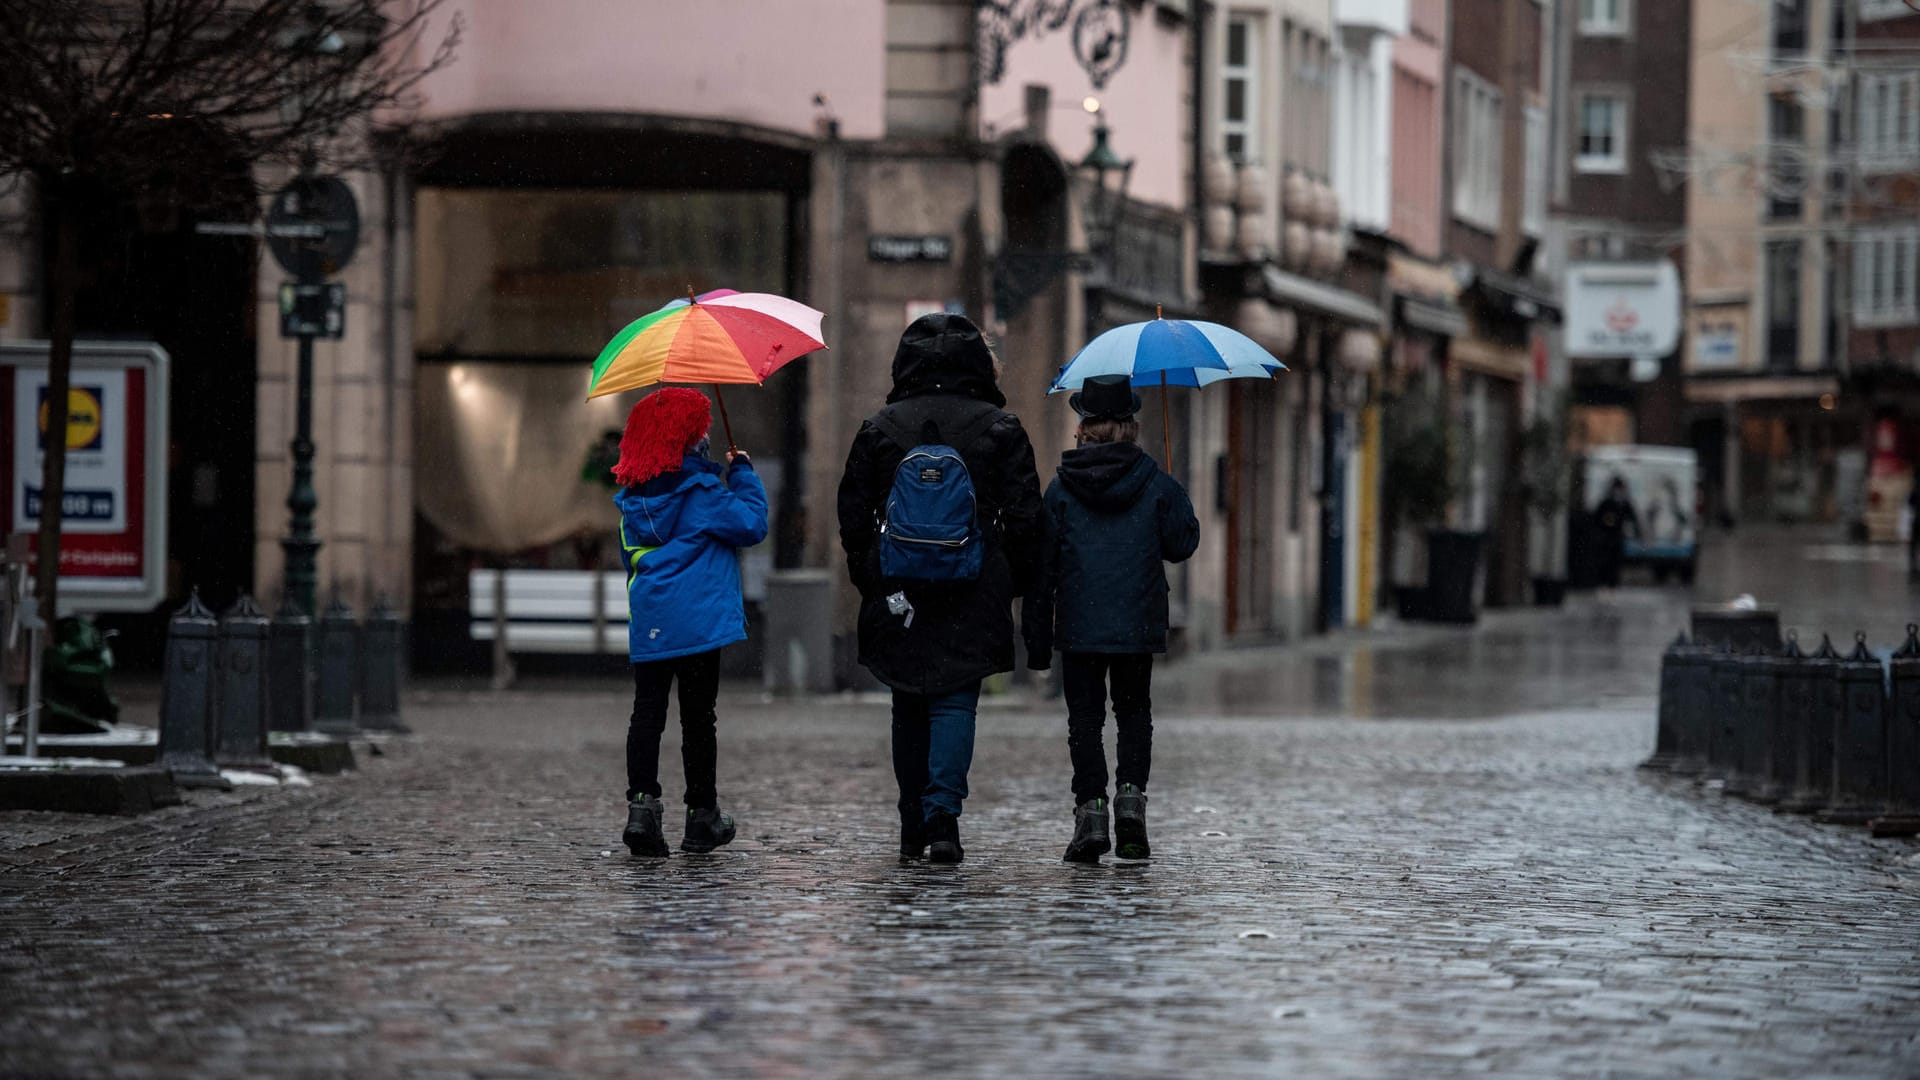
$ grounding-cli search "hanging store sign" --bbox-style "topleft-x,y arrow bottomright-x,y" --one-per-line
1565,260 -> 1681,358
868,235 -> 953,263
0,342 -> 169,613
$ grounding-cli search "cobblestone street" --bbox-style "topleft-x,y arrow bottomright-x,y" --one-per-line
4,546 -> 1920,1077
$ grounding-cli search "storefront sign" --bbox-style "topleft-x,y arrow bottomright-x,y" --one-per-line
1690,311 -> 1742,372
868,235 -> 953,263
0,342 -> 169,613
1564,260 -> 1680,358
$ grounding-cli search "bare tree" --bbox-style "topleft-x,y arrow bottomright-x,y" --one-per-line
0,0 -> 459,621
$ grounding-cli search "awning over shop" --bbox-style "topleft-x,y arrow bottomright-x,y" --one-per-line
1261,264 -> 1384,328
1685,375 -> 1839,404
1451,336 -> 1530,382
1399,296 -> 1467,338
1386,252 -> 1467,337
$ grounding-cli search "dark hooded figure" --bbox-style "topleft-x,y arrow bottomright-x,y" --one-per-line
1594,475 -> 1640,588
836,313 -> 1044,864
1022,374 -> 1199,863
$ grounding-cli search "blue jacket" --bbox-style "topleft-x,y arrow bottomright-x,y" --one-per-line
1024,442 -> 1199,656
615,454 -> 769,662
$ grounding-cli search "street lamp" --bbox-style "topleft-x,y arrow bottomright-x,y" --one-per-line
1076,98 -> 1134,273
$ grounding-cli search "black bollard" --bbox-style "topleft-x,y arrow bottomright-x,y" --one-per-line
1669,634 -> 1715,776
268,595 -> 313,733
1817,633 -> 1889,826
214,594 -> 274,770
1729,641 -> 1784,802
1869,625 -> 1920,838
1764,632 -> 1807,806
1780,633 -> 1842,814
1706,644 -> 1745,783
315,596 -> 359,735
157,590 -> 229,789
1643,632 -> 1690,772
358,596 -> 406,733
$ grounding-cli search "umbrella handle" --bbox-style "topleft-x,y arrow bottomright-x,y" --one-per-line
712,384 -> 738,455
1161,370 -> 1173,474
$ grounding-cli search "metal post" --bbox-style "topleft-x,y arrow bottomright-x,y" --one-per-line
21,604 -> 43,760
1870,624 -> 1920,837
1763,633 -> 1806,804
215,594 -> 274,770
591,567 -> 607,656
1780,632 -> 1841,814
1643,631 -> 1688,771
158,590 -> 229,788
1669,634 -> 1714,776
268,595 -> 313,732
315,595 -> 359,734
1729,642 -> 1783,802
358,595 -> 405,732
1818,633 -> 1889,826
281,324 -> 320,621
1706,645 -> 1744,782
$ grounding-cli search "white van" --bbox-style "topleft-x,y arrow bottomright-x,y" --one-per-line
1584,445 -> 1699,583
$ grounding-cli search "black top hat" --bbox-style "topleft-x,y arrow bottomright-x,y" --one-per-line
1069,374 -> 1142,420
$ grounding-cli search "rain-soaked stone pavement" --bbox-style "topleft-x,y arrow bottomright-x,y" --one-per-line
3,527 -> 1919,1077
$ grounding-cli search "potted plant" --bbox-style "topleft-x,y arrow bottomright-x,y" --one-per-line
1383,381 -> 1479,621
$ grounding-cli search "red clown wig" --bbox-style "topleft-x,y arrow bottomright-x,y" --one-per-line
613,388 -> 712,487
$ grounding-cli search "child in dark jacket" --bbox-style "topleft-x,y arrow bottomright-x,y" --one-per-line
611,388 -> 769,858
1025,374 -> 1199,862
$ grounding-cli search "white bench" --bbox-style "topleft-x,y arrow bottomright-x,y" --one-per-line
470,569 -> 629,686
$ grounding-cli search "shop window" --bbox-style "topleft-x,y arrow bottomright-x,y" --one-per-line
1575,92 -> 1627,174
1451,67 -> 1502,230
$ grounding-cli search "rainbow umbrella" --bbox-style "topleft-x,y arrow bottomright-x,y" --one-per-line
587,288 -> 827,450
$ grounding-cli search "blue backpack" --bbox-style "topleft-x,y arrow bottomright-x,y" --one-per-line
873,411 -> 999,582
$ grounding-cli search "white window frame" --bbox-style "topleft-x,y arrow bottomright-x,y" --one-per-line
1853,226 -> 1920,328
1451,67 -> 1503,232
1575,91 -> 1628,174
1855,70 -> 1920,173
1523,104 -> 1547,237
1859,0 -> 1913,22
1578,0 -> 1629,36
1222,14 -> 1260,165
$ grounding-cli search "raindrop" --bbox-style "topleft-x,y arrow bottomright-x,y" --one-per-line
599,851 -> 612,858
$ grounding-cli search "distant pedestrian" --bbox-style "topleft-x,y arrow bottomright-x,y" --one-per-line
611,388 -> 768,858
1024,375 -> 1199,862
837,313 -> 1044,864
1594,475 -> 1640,589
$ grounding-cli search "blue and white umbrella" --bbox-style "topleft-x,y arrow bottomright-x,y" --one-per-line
1048,316 -> 1286,469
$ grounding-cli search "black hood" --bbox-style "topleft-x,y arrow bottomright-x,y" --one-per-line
1057,442 -> 1157,510
886,313 -> 1007,407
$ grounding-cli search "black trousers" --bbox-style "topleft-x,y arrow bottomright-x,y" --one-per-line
1061,651 -> 1154,805
626,650 -> 721,807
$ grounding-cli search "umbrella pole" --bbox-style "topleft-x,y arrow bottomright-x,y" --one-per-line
711,384 -> 739,454
1160,370 -> 1173,474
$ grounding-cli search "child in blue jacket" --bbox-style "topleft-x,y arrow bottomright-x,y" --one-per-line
611,388 -> 768,857
1024,375 -> 1199,863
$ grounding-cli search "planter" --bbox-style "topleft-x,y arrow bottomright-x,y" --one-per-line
1395,530 -> 1486,623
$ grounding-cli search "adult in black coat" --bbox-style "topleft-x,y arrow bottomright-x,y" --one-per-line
1022,374 -> 1198,863
836,313 -> 1043,863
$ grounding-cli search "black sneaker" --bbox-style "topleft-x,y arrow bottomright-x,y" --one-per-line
927,810 -> 964,864
1063,798 -> 1110,863
1113,783 -> 1149,860
623,795 -> 670,858
900,803 -> 928,861
681,806 -> 737,854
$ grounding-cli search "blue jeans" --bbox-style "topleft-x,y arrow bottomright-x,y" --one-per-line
891,683 -> 981,821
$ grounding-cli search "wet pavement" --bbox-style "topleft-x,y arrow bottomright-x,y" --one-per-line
3,527 -> 1919,1077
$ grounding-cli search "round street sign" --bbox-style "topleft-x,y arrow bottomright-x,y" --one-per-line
266,175 -> 360,280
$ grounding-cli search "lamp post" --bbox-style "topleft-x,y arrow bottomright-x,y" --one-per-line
1076,99 -> 1134,275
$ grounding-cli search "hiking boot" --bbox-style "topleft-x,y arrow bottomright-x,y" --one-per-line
926,810 -> 964,864
900,803 -> 928,861
1063,798 -> 1110,863
622,795 -> 670,858
1113,783 -> 1150,860
681,806 -> 737,854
